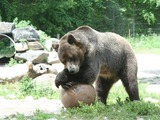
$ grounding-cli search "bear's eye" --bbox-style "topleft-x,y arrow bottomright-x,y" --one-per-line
70,56 -> 76,61
61,59 -> 66,64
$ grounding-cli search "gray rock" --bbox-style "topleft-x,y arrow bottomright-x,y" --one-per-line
47,52 -> 60,64
0,62 -> 59,83
28,41 -> 44,50
0,63 -> 29,83
44,38 -> 59,51
33,74 -> 58,90
0,22 -> 15,34
15,50 -> 49,63
51,63 -> 64,73
12,27 -> 40,42
43,40 -> 53,51
15,42 -> 29,52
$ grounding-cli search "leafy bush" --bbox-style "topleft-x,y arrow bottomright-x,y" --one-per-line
13,18 -> 51,48
6,58 -> 24,67
0,36 -> 15,58
18,75 -> 34,96
18,75 -> 59,99
13,17 -> 35,28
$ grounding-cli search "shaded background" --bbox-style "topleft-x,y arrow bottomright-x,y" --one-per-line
0,0 -> 160,37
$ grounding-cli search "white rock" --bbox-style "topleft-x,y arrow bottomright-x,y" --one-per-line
33,74 -> 58,90
15,42 -> 29,52
15,50 -> 49,63
47,52 -> 60,64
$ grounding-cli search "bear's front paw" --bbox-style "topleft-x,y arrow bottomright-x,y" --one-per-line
55,71 -> 69,88
61,81 -> 77,89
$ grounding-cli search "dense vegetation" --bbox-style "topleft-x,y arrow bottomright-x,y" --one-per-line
0,0 -> 160,37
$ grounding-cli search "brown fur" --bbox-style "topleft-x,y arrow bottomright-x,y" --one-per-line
54,25 -> 140,104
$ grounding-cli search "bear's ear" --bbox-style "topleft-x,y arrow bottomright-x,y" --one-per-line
67,34 -> 80,45
52,43 -> 59,52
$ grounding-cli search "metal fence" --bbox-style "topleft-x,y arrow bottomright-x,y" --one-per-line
112,22 -> 160,36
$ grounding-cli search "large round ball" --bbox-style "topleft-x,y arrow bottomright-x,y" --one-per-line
61,84 -> 96,108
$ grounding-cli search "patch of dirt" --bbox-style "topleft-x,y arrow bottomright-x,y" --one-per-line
0,97 -> 63,119
137,54 -> 160,85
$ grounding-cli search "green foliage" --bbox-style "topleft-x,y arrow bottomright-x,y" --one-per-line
18,75 -> 60,99
0,46 -> 15,58
5,110 -> 57,120
128,34 -> 160,54
57,101 -> 160,120
125,101 -> 160,116
6,101 -> 160,120
6,58 -> 23,67
0,82 -> 19,97
1,0 -> 107,36
142,11 -> 156,25
37,30 -> 50,45
18,75 -> 34,96
1,0 -> 160,36
0,0 -> 16,21
0,37 -> 10,47
13,18 -> 51,47
0,37 -> 15,58
13,17 -> 34,28
31,110 -> 56,120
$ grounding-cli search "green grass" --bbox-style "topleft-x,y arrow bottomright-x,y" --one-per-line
34,83 -> 160,120
1,81 -> 160,120
5,58 -> 24,67
0,76 -> 60,99
5,101 -> 160,120
58,101 -> 160,120
0,82 -> 19,98
127,34 -> 160,54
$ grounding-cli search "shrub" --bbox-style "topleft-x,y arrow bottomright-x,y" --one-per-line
6,58 -> 23,67
18,75 -> 59,99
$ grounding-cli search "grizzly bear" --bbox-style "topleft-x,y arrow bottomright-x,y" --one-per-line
54,25 -> 140,104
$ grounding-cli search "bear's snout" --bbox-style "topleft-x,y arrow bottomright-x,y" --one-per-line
66,63 -> 79,74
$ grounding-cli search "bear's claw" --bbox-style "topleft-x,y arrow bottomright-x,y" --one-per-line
61,81 -> 76,89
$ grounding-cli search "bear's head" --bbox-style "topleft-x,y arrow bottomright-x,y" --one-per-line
56,34 -> 87,74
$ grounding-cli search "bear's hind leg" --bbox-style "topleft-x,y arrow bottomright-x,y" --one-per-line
96,76 -> 115,104
120,62 -> 140,101
121,78 -> 140,101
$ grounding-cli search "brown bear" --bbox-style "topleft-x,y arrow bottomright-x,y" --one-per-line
54,25 -> 140,104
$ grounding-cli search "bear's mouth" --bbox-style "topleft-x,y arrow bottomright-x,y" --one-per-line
66,63 -> 79,74
68,68 -> 79,74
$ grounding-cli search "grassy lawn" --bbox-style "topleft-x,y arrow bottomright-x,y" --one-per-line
1,34 -> 160,119
1,80 -> 160,120
128,34 -> 160,54
0,76 -> 60,100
